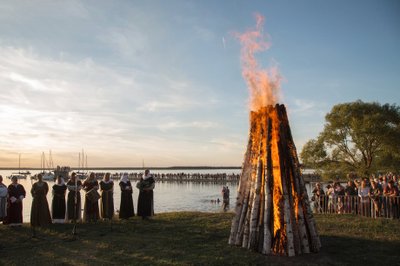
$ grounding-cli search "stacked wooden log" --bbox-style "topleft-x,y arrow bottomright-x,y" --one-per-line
229,104 -> 321,256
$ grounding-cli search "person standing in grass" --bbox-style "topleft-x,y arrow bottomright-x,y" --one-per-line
100,173 -> 114,220
358,179 -> 370,217
52,175 -> 67,223
66,172 -> 82,222
82,173 -> 100,222
119,173 -> 134,219
137,169 -> 155,220
344,180 -> 357,213
5,176 -> 26,226
386,180 -> 399,219
326,184 -> 336,213
31,173 -> 52,227
311,183 -> 325,213
369,180 -> 382,217
0,175 -> 8,223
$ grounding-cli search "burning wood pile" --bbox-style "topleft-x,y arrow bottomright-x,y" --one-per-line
228,104 -> 321,256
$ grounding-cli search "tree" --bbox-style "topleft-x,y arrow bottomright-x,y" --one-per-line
300,100 -> 400,179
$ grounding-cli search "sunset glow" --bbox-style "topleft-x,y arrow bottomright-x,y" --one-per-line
0,1 -> 398,167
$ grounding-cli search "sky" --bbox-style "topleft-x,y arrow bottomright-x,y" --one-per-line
0,0 -> 399,168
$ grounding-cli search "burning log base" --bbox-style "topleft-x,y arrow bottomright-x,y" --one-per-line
229,104 -> 321,256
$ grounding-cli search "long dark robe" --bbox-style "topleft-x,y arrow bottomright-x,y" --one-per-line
66,180 -> 82,221
6,184 -> 26,225
52,184 -> 67,221
0,183 -> 7,222
137,177 -> 155,218
100,181 -> 114,219
82,180 -> 100,222
30,182 -> 52,227
119,181 -> 134,219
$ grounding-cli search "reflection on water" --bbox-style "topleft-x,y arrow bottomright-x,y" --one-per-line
0,169 -> 239,222
155,181 -> 236,213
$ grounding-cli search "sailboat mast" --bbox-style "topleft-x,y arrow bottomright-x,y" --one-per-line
49,150 -> 53,169
82,149 -> 84,171
42,152 -> 45,171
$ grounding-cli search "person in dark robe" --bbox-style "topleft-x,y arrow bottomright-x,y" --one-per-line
30,173 -> 52,227
52,175 -> 67,223
6,176 -> 26,226
119,173 -> 134,219
82,172 -> 100,222
100,173 -> 114,220
136,169 -> 155,220
0,175 -> 8,223
222,186 -> 230,211
66,172 -> 82,222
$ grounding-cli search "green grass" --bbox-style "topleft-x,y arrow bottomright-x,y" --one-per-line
0,213 -> 399,265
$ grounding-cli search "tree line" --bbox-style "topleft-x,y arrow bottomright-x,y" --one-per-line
300,100 -> 400,180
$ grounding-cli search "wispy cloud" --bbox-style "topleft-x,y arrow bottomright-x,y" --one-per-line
287,98 -> 328,117
7,72 -> 62,92
0,45 -> 239,166
157,121 -> 217,131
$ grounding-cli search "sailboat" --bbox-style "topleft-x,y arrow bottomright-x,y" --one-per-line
31,150 -> 55,181
76,149 -> 88,180
40,151 -> 55,181
7,154 -> 28,179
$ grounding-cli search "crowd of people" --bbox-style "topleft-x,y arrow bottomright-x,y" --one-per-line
0,169 -> 156,227
311,173 -> 400,218
106,172 -> 240,182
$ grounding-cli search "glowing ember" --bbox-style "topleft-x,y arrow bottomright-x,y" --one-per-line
229,105 -> 321,256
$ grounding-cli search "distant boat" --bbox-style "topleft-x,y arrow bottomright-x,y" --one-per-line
54,166 -> 71,182
19,170 -> 31,175
32,171 -> 55,181
7,173 -> 27,180
32,151 -> 55,181
75,171 -> 88,180
42,171 -> 55,181
7,154 -> 28,179
76,149 -> 88,180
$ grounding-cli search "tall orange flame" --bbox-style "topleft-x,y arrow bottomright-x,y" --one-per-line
229,14 -> 320,256
236,13 -> 281,111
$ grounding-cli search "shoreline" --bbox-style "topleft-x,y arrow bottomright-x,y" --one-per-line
0,166 -> 242,171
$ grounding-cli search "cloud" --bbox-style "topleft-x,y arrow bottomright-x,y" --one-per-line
0,45 -> 236,167
98,26 -> 148,58
0,2 -> 248,167
157,121 -> 217,131
292,99 -> 316,113
193,25 -> 216,42
7,72 -> 63,92
286,98 -> 328,118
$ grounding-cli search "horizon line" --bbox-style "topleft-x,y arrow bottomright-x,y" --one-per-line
0,166 -> 243,171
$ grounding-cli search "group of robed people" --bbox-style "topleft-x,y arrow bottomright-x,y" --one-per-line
0,170 -> 156,226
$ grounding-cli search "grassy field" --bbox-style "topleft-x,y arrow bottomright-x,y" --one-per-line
0,212 -> 399,265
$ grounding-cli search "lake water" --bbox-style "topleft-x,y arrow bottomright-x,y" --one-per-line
1,169 -> 241,222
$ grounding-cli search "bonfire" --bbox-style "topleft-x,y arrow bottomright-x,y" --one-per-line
228,104 -> 321,256
228,14 -> 321,256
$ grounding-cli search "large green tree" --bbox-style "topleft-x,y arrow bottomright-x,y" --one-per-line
300,100 -> 400,179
